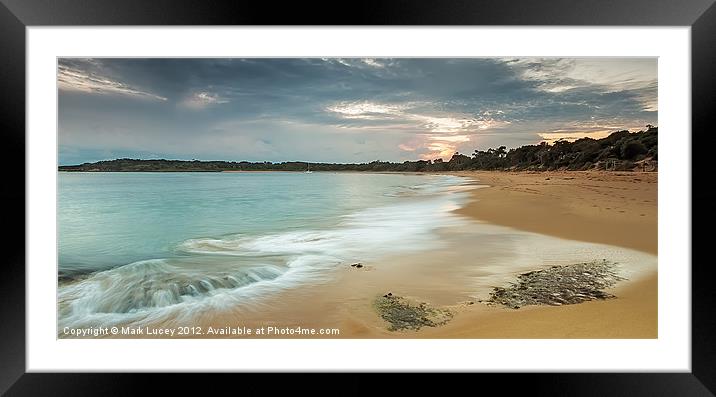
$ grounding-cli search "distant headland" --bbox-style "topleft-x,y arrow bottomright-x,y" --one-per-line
59,126 -> 657,173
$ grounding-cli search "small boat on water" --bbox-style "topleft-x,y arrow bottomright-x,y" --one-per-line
305,163 -> 313,173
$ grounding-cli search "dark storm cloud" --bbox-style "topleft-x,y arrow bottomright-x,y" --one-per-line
58,57 -> 657,164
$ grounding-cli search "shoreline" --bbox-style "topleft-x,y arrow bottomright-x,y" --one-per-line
177,171 -> 658,339
61,170 -> 658,338
442,170 -> 657,338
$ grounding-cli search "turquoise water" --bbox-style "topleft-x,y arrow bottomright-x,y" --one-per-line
58,172 -> 472,329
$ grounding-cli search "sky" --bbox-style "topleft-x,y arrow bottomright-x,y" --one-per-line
58,58 -> 657,165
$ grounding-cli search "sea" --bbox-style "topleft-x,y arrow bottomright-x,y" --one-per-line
58,172 -> 474,330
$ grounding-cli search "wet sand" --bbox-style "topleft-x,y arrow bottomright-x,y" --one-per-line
173,171 -> 657,339
437,170 -> 658,338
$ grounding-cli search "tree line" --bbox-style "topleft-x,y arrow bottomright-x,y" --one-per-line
59,126 -> 657,173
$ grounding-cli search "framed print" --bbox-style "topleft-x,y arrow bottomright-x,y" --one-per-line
2,0 -> 714,394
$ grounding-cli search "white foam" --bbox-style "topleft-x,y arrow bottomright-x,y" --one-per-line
58,176 -> 473,331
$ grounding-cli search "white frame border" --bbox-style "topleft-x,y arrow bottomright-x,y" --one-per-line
27,27 -> 690,372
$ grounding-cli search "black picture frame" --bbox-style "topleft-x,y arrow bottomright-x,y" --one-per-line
1,0 -> 713,394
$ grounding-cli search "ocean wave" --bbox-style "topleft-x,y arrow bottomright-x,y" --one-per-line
58,258 -> 288,328
179,195 -> 468,259
383,175 -> 475,197
58,176 -> 473,331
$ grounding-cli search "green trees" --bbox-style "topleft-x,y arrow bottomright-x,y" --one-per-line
621,141 -> 648,159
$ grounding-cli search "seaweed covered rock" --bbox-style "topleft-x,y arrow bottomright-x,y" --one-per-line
486,260 -> 626,309
374,294 -> 453,331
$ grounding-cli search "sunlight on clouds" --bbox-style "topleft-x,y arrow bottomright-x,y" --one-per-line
537,127 -> 644,145
420,116 -> 469,132
431,135 -> 471,143
58,58 -> 658,165
537,117 -> 652,144
538,130 -> 617,144
422,134 -> 471,159
326,102 -> 408,118
58,64 -> 167,101
542,85 -> 578,93
420,116 -> 509,133
331,101 -> 511,160
327,101 -> 510,134
398,134 -> 472,161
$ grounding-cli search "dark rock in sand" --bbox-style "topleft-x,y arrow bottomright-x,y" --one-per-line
374,294 -> 452,331
485,260 -> 626,309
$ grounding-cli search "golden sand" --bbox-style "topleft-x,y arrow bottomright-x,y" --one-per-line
454,171 -> 657,255
174,171 -> 657,339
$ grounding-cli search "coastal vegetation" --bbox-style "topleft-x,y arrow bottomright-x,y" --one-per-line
59,126 -> 657,173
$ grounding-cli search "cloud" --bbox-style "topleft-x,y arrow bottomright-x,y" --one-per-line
362,58 -> 385,68
323,58 -> 389,70
502,58 -> 657,111
422,134 -> 472,159
58,63 -> 167,101
397,134 -> 474,160
326,101 -> 409,119
418,115 -> 509,133
180,91 -> 230,109
326,101 -> 509,132
58,58 -> 658,165
326,100 -> 512,158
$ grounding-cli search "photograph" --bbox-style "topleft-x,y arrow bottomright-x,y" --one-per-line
2,0 -> 711,390
0,0 -> 716,386
57,57 -> 658,339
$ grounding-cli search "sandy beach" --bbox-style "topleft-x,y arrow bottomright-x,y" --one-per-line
170,171 -> 657,339
454,171 -> 657,255
56,57 -> 661,344
441,171 -> 658,338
